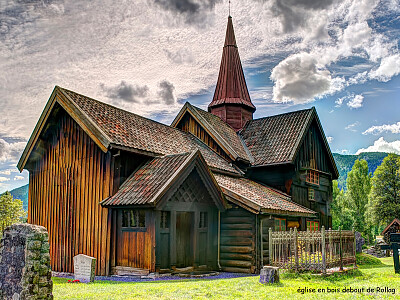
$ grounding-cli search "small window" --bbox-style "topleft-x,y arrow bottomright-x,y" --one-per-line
199,212 -> 208,228
122,209 -> 145,228
160,211 -> 170,229
308,188 -> 315,201
307,220 -> 319,231
274,218 -> 286,231
306,170 -> 319,185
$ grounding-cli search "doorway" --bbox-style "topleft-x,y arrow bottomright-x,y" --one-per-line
176,212 -> 194,267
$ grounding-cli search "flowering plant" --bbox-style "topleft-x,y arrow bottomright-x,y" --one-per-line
67,279 -> 81,283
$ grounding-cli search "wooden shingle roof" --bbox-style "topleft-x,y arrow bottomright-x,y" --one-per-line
101,150 -> 226,210
209,16 -> 255,111
239,108 -> 313,166
171,102 -> 250,162
18,86 -> 240,175
214,173 -> 316,216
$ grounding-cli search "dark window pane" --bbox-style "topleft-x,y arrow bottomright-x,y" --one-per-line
122,210 -> 129,227
139,210 -> 146,228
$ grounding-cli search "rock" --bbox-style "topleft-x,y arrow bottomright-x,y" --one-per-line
259,266 -> 279,284
0,224 -> 53,300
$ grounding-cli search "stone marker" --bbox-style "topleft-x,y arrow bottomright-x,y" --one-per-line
259,266 -> 279,284
73,254 -> 96,283
355,232 -> 365,253
0,223 -> 53,300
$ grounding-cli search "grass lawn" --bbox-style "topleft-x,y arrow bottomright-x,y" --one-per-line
53,255 -> 400,299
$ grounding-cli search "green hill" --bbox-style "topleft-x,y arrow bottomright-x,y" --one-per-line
332,152 -> 396,190
1,184 -> 29,211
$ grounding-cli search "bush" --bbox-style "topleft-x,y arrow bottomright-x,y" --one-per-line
356,253 -> 383,266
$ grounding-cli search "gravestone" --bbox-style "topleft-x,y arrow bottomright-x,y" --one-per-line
259,266 -> 279,284
355,232 -> 365,253
0,223 -> 53,300
73,254 -> 96,283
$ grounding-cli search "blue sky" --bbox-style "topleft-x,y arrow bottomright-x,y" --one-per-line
1,0 -> 400,193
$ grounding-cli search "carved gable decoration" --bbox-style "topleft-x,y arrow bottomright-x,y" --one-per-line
168,169 -> 213,204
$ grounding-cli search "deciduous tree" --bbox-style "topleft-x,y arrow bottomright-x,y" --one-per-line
0,191 -> 25,234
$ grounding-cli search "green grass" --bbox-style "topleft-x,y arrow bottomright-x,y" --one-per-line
53,257 -> 400,299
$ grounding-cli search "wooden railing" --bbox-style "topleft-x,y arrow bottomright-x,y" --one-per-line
268,227 -> 356,273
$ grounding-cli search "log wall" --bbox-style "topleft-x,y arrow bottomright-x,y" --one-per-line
28,112 -> 113,275
220,206 -> 256,273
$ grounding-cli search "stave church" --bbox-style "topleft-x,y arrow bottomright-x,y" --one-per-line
18,16 -> 338,276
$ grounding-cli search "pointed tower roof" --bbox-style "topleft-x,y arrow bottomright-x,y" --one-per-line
209,16 -> 255,111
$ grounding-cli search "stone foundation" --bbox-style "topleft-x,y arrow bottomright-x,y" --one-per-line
0,224 -> 53,300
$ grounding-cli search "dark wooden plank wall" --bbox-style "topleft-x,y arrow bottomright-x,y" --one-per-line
220,206 -> 256,273
176,114 -> 231,161
115,210 -> 156,271
28,113 -> 113,275
294,120 -> 332,174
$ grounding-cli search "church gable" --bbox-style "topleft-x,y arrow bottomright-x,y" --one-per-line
168,169 -> 213,204
292,111 -> 338,179
172,102 -> 250,162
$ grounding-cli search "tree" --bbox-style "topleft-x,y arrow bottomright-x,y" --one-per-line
346,159 -> 371,234
331,180 -> 353,230
369,154 -> 400,225
0,191 -> 26,234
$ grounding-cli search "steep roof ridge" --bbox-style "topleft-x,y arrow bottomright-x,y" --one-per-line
209,16 -> 255,110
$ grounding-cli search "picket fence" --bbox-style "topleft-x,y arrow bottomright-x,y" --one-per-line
269,227 -> 356,273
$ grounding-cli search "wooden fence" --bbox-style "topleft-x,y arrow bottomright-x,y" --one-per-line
268,227 -> 356,273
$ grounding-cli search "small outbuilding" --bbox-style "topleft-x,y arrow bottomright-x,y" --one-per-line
381,218 -> 400,244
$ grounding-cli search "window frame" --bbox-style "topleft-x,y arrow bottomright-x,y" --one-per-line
274,218 -> 286,231
306,220 -> 319,231
121,209 -> 147,232
306,169 -> 319,186
308,187 -> 315,201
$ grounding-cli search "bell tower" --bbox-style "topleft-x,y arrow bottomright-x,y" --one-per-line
208,16 -> 256,131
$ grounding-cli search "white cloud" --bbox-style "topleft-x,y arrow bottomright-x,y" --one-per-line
363,121 -> 400,135
327,136 -> 333,143
369,54 -> 400,82
0,139 -> 26,163
0,177 -> 10,182
356,137 -> 400,155
271,53 -> 332,103
347,94 -> 364,109
345,121 -> 360,132
14,175 -> 25,181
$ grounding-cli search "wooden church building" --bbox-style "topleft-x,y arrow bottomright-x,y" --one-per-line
18,16 -> 338,276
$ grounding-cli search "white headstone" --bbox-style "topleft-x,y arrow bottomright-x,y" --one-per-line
73,254 -> 96,283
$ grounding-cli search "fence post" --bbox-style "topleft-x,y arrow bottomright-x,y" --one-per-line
339,226 -> 343,271
352,227 -> 357,268
294,227 -> 298,272
269,227 -> 273,266
321,226 -> 326,274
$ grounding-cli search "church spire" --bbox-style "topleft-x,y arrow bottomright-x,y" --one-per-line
208,16 -> 255,132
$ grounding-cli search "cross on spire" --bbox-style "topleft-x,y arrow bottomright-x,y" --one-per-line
229,0 -> 231,17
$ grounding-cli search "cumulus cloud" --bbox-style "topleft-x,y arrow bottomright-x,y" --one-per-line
327,136 -> 333,143
271,0 -> 336,36
356,137 -> 400,155
369,54 -> 400,82
0,169 -> 18,175
164,49 -> 194,64
347,94 -> 364,109
271,53 -> 333,103
101,81 -> 149,103
345,121 -> 360,132
158,80 -> 176,105
363,122 -> 400,135
0,177 -> 10,182
0,138 -> 26,163
14,175 -> 25,181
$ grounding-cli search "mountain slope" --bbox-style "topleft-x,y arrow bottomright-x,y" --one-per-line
1,184 -> 29,211
333,152 -> 396,190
